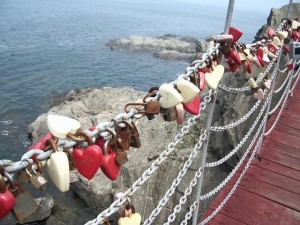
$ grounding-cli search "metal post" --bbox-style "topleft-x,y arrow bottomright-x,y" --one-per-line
192,2 -> 235,225
287,0 -> 293,19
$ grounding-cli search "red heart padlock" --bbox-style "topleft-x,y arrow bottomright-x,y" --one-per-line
196,69 -> 206,91
268,43 -> 279,54
282,45 -> 289,54
183,94 -> 201,115
0,189 -> 15,219
229,26 -> 243,43
256,47 -> 264,59
230,50 -> 242,65
227,59 -> 240,73
99,128 -> 120,180
73,130 -> 103,180
256,55 -> 265,67
26,133 -> 54,160
292,30 -> 300,41
267,27 -> 276,37
243,60 -> 252,74
287,63 -> 294,71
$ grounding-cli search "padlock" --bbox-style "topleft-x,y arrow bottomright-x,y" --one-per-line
63,148 -> 79,183
100,128 -> 121,180
129,121 -> 141,148
215,34 -> 233,44
26,166 -> 47,190
46,138 -> 70,192
72,130 -> 103,180
0,166 -> 7,193
35,160 -> 48,191
229,26 -> 243,43
161,106 -> 177,122
112,137 -> 128,165
0,171 -> 15,220
113,119 -> 131,151
176,103 -> 184,125
10,181 -> 38,221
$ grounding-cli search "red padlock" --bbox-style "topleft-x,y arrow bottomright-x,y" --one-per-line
267,27 -> 277,37
229,26 -> 243,43
73,130 -> 103,180
0,170 -> 15,220
99,128 -> 120,181
26,133 -> 54,160
227,59 -> 240,73
183,94 -> 201,115
268,43 -> 280,54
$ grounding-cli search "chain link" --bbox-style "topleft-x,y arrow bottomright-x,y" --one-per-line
206,92 -> 271,167
143,131 -> 207,225
163,170 -> 203,225
210,99 -> 261,132
199,109 -> 269,201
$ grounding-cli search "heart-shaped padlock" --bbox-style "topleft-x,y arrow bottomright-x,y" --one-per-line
0,188 -> 15,220
159,83 -> 183,109
183,94 -> 201,115
205,65 -> 225,89
176,79 -> 200,103
46,139 -> 70,192
99,128 -> 121,181
267,27 -> 276,37
73,130 -> 103,180
253,89 -> 264,100
47,114 -> 81,139
227,59 -> 239,73
229,26 -> 243,43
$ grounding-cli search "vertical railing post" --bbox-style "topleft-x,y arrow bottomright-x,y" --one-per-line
256,0 -> 293,156
287,0 -> 293,18
191,1 -> 235,225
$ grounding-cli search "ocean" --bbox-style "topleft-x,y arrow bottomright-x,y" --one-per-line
0,0 -> 279,223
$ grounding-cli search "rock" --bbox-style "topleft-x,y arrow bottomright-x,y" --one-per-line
153,50 -> 196,61
106,35 -> 195,53
254,3 -> 300,41
18,196 -> 55,224
105,35 -> 208,62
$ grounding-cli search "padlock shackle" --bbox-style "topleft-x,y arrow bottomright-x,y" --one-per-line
124,102 -> 147,114
45,138 -> 59,153
74,129 -> 93,145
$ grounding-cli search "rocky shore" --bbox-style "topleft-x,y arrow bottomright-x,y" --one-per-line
4,3 -> 298,225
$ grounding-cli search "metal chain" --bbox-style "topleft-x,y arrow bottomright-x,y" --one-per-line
206,91 -> 271,167
273,69 -> 293,94
199,108 -> 269,201
210,99 -> 261,132
163,169 -> 203,225
199,133 -> 264,225
85,91 -> 215,225
264,71 -> 293,136
143,131 -> 207,225
269,71 -> 293,115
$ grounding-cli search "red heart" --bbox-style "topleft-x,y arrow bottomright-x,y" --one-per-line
183,94 -> 201,115
229,26 -> 243,43
267,27 -> 276,37
100,150 -> 120,180
287,63 -> 294,71
227,59 -> 239,73
0,190 -> 15,220
230,50 -> 242,65
268,43 -> 279,54
256,55 -> 265,67
26,133 -> 54,160
73,144 -> 103,179
282,45 -> 289,54
256,47 -> 264,59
